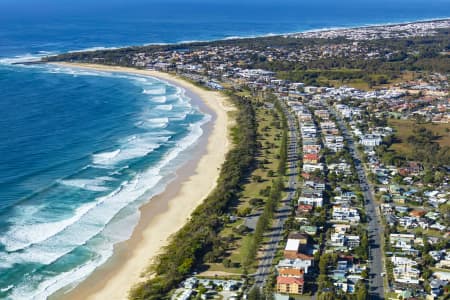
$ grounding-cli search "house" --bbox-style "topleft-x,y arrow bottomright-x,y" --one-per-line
304,180 -> 326,191
332,206 -> 361,224
298,194 -> 323,208
303,144 -> 321,154
346,235 -> 361,248
390,233 -> 415,250
284,233 -> 311,256
430,278 -> 446,297
436,260 -> 450,269
183,277 -> 198,289
304,86 -> 318,94
395,206 -> 410,214
303,153 -> 320,164
276,277 -> 304,294
288,233 -> 309,244
277,258 -> 313,274
333,224 -> 351,234
392,195 -> 407,204
391,256 -> 420,284
278,268 -> 304,278
315,110 -> 330,119
398,162 -> 423,176
393,264 -> 420,284
409,209 -> 427,218
398,216 -> 417,229
360,134 -> 382,147
297,204 -> 313,215
434,271 -> 450,281
331,233 -> 346,247
284,250 -> 315,261
303,163 -> 324,173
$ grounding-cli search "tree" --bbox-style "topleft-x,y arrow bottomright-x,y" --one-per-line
439,203 -> 450,226
355,280 -> 368,300
237,206 -> 252,217
248,286 -> 262,300
222,258 -> 231,268
252,175 -> 262,182
241,235 -> 257,269
318,291 -> 335,300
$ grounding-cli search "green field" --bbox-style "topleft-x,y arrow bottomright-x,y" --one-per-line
200,98 -> 284,277
388,119 -> 450,157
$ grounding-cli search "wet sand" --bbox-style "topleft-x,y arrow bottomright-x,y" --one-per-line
50,63 -> 234,300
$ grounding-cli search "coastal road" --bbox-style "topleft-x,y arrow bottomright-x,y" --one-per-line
329,105 -> 385,300
253,100 -> 299,290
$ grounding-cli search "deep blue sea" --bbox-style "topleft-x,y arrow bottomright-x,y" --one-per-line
0,0 -> 448,298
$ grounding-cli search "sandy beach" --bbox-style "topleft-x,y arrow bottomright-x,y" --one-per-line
50,63 -> 234,300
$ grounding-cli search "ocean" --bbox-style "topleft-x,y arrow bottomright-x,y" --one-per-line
0,0 -> 448,299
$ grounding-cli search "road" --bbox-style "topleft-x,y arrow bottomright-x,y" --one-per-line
253,100 -> 299,289
330,106 -> 385,300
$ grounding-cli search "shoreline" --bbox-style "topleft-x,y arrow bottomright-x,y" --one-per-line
3,17 -> 449,65
49,63 -> 234,300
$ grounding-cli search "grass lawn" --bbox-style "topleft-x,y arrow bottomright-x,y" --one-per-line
203,97 -> 284,275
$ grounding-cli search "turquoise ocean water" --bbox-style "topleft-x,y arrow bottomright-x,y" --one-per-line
0,0 -> 448,298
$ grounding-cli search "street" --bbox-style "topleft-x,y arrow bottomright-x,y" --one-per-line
331,107 -> 386,300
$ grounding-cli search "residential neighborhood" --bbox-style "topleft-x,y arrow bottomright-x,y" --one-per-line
52,18 -> 449,300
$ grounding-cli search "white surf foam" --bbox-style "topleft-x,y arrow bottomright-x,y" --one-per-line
0,202 -> 98,252
150,95 -> 167,103
44,66 -> 112,77
59,179 -> 111,192
92,149 -> 121,165
4,115 -> 208,264
9,240 -> 112,300
146,117 -> 169,124
135,117 -> 170,130
1,169 -> 160,266
155,104 -> 173,111
68,46 -> 119,53
143,86 -> 166,95
169,112 -> 188,121
0,67 -> 211,298
93,135 -> 169,166
2,112 -> 211,299
0,285 -> 14,293
0,54 -> 43,65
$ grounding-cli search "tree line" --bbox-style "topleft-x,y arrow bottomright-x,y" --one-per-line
241,97 -> 288,271
129,92 -> 257,299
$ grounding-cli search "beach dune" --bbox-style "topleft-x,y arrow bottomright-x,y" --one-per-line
50,63 -> 233,300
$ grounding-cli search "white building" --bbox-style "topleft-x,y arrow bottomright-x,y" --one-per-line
277,258 -> 313,274
360,134 -> 382,147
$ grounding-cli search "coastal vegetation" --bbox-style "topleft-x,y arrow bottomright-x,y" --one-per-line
129,92 -> 257,299
127,85 -> 290,299
203,92 -> 288,277
38,20 -> 449,300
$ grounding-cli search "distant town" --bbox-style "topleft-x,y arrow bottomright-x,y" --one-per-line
48,19 -> 449,300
